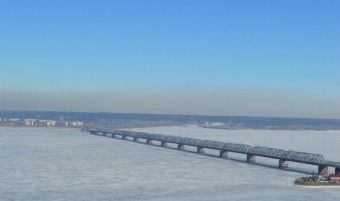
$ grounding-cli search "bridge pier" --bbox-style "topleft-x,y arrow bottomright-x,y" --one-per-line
279,159 -> 289,168
247,154 -> 256,162
146,139 -> 153,144
220,150 -> 228,157
178,144 -> 185,150
161,141 -> 168,147
335,167 -> 340,174
318,165 -> 328,175
133,137 -> 140,142
197,147 -> 205,153
122,135 -> 128,140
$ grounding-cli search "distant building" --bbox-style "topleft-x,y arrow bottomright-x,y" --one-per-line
0,117 -> 84,128
16,121 -> 26,126
56,121 -> 69,127
45,121 -> 56,127
38,120 -> 56,127
25,119 -> 36,126
70,122 -> 83,127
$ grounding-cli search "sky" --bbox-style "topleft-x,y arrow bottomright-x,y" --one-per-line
0,0 -> 339,118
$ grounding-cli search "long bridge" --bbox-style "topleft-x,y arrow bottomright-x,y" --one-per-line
86,128 -> 340,175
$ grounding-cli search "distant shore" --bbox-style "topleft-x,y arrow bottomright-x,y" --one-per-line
1,125 -> 340,132
121,125 -> 340,132
0,126 -> 80,130
2,111 -> 340,131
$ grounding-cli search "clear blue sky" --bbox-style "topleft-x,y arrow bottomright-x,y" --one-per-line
0,0 -> 339,118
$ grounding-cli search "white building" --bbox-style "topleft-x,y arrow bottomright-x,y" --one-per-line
45,121 -> 56,127
70,122 -> 83,127
25,119 -> 36,126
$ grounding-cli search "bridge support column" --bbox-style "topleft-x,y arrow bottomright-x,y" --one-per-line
122,135 -> 128,140
318,165 -> 328,175
247,154 -> 256,162
178,144 -> 185,150
146,139 -> 153,144
279,159 -> 289,168
133,137 -> 140,142
220,150 -> 228,157
335,167 -> 340,174
161,141 -> 168,147
197,147 -> 205,153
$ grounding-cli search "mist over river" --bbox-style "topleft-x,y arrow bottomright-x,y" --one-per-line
1,127 -> 339,201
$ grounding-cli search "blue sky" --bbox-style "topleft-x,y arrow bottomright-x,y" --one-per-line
0,0 -> 339,118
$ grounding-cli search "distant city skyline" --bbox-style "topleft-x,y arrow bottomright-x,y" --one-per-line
1,0 -> 339,118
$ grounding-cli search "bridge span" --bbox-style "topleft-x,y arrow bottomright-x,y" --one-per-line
87,128 -> 340,175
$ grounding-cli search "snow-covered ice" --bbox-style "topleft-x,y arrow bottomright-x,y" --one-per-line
0,127 -> 339,201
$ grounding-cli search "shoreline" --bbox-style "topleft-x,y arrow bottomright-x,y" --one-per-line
0,126 -> 80,130
1,125 -> 340,132
126,125 -> 340,132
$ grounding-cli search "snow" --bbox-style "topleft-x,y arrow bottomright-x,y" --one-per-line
0,127 -> 339,201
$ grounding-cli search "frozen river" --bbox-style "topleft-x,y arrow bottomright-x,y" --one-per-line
0,127 -> 339,201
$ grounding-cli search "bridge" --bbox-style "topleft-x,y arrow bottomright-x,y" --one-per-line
86,128 -> 340,175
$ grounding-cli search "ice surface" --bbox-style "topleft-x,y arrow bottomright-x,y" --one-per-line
0,127 -> 339,201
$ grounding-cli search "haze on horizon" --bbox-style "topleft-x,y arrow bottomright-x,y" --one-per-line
1,0 -> 339,119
